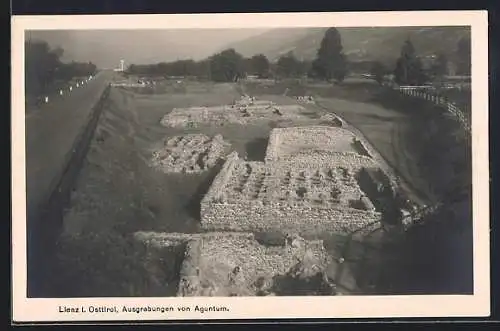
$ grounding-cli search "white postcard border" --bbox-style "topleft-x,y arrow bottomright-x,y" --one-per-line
11,11 -> 490,322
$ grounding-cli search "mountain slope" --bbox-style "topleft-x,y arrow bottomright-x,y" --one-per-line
222,26 -> 471,64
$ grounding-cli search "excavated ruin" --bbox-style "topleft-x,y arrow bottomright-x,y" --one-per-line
133,230 -> 370,296
179,233 -> 338,297
150,134 -> 231,174
200,152 -> 383,236
160,96 -> 313,128
264,126 -> 372,162
134,232 -> 337,297
320,113 -> 344,127
199,126 -> 397,236
143,105 -> 408,297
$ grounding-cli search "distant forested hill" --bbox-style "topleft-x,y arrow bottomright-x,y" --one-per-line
222,26 -> 471,65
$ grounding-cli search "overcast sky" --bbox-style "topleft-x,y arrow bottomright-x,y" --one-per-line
28,29 -> 272,68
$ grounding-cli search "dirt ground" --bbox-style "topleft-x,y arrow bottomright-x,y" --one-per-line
48,78 -> 472,297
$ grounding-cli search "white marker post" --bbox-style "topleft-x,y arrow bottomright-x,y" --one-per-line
44,96 -> 49,103
69,86 -> 73,91
76,83 -> 79,87
59,90 -> 63,96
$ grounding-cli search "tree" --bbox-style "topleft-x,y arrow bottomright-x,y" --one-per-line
209,48 -> 245,82
429,53 -> 449,80
297,60 -> 310,78
25,40 -> 64,96
370,61 -> 389,85
312,27 -> 348,83
310,58 -> 323,79
276,51 -> 301,79
248,54 -> 270,78
394,39 -> 428,86
456,36 -> 471,76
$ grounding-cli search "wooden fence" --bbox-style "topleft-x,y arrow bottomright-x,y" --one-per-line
396,85 -> 472,230
398,86 -> 471,132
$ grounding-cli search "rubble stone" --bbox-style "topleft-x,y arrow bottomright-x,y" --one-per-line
200,127 -> 388,236
149,134 -> 231,174
175,233 -> 334,297
160,97 -> 311,128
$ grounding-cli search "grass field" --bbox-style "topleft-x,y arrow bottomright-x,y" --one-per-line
47,78 -> 472,297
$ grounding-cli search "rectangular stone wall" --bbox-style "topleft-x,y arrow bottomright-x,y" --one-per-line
264,130 -> 280,162
265,127 -> 360,161
352,138 -> 372,158
177,240 -> 201,297
200,200 -> 382,236
201,151 -> 241,203
272,153 -> 377,172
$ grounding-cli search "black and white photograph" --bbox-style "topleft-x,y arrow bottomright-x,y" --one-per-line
12,11 -> 489,322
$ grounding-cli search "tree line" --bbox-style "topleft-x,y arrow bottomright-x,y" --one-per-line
125,27 -> 471,87
127,51 -> 273,82
25,40 -> 98,97
125,28 -> 348,83
371,35 -> 471,86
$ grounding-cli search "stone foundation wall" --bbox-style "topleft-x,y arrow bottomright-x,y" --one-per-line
271,152 -> 377,172
320,113 -> 344,127
201,151 -> 242,203
198,127 -> 389,238
352,138 -> 372,158
265,126 -> 358,161
264,130 -> 280,161
150,134 -> 231,174
176,232 -> 333,297
177,240 -> 202,297
200,200 -> 382,236
161,103 -> 309,128
264,126 -> 371,163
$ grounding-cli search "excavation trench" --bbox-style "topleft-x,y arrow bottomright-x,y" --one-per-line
30,80 -> 472,297
39,86 -> 246,297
